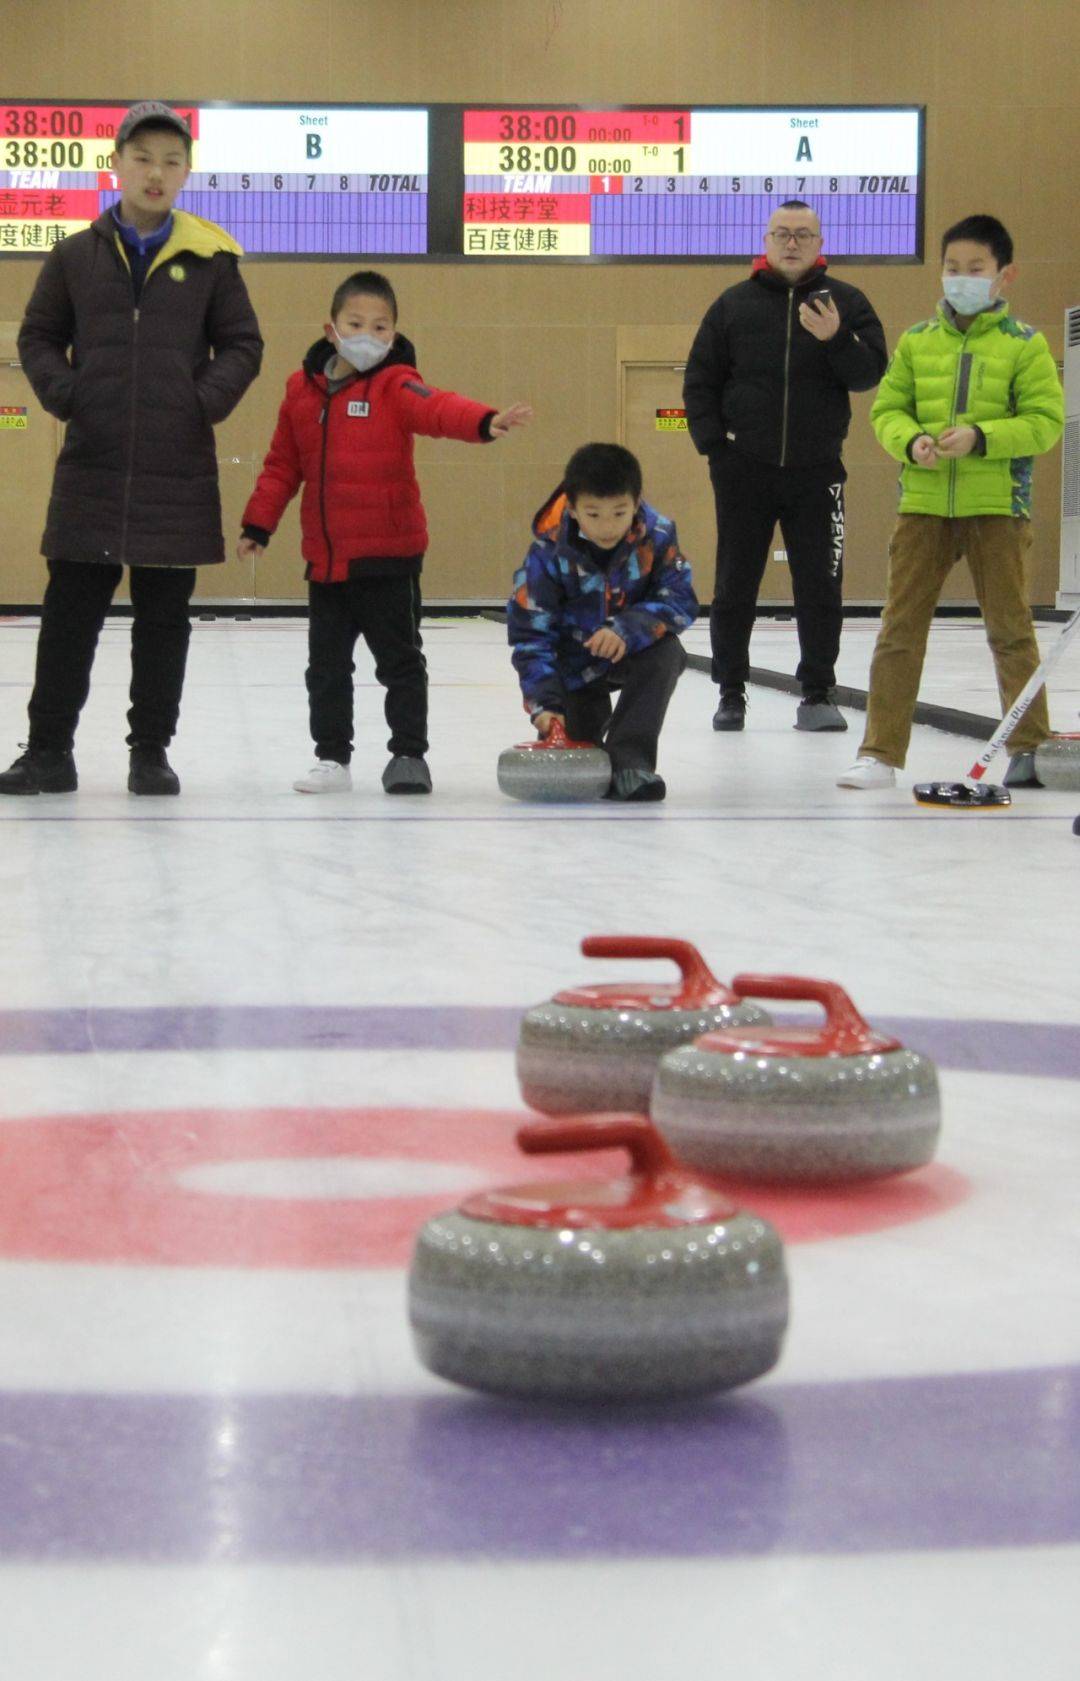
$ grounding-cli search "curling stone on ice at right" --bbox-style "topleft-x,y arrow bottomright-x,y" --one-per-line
651,974 -> 941,1184
497,717 -> 611,803
517,936 -> 773,1115
408,1115 -> 789,1402
1034,733 -> 1080,791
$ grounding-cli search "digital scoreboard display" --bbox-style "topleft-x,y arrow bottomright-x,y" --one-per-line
462,107 -> 923,261
0,102 -> 923,263
0,102 -> 429,256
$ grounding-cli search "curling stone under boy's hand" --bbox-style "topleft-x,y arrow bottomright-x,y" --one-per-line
1034,734 -> 1080,790
517,936 -> 773,1116
408,1115 -> 789,1402
650,975 -> 941,1185
496,715 -> 611,802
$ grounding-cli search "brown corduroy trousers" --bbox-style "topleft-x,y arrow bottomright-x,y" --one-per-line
861,514 -> 1051,768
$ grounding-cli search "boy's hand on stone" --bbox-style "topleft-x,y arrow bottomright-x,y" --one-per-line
911,435 -> 939,467
489,403 -> 533,437
534,710 -> 564,737
585,627 -> 627,663
935,426 -> 978,458
236,537 -> 264,560
798,296 -> 841,340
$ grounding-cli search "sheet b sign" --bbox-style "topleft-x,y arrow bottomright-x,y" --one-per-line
656,407 -> 687,431
0,406 -> 28,430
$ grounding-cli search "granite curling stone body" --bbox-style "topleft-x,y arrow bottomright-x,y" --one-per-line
652,974 -> 941,1184
497,716 -> 611,803
409,1116 -> 789,1401
1034,734 -> 1080,791
517,936 -> 772,1115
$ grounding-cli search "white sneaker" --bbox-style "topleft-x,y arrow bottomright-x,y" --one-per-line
293,759 -> 352,794
836,756 -> 896,790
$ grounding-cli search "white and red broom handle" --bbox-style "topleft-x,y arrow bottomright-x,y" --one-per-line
965,605 -> 1080,784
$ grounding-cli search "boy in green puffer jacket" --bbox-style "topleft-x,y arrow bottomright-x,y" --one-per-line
838,214 -> 1064,789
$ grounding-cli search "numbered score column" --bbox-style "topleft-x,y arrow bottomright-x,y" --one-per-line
0,103 -> 430,257
187,107 -> 429,255
463,109 -> 690,255
462,107 -> 922,260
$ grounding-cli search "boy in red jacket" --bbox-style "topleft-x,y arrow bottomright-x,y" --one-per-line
240,271 -> 530,793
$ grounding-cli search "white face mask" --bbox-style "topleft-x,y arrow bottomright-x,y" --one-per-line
333,329 -> 391,373
942,273 -> 997,316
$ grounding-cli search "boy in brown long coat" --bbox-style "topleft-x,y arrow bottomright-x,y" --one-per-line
1,100 -> 262,796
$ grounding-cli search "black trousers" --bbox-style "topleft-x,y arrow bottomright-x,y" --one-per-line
307,574 -> 428,763
709,450 -> 846,693
564,634 -> 686,772
27,559 -> 195,751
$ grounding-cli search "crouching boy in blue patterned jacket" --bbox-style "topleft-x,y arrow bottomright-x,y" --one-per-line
507,443 -> 698,802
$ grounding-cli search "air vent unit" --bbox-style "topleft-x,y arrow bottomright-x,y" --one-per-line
1059,308 -> 1080,606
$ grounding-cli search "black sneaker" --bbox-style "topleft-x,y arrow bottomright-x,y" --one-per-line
0,746 -> 78,795
128,744 -> 180,796
712,689 -> 746,731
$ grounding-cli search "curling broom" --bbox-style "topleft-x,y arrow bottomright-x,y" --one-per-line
914,603 -> 1080,808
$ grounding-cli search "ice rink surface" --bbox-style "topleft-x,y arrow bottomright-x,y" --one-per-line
0,612 -> 1077,1681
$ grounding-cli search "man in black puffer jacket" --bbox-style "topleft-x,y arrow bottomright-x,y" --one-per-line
684,201 -> 886,732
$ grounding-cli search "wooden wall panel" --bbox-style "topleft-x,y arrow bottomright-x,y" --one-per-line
1,0 -> 1076,607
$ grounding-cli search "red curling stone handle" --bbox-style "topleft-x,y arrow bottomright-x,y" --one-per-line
580,936 -> 731,1008
517,1115 -> 676,1177
536,717 -> 597,751
731,973 -> 885,1055
512,717 -> 600,751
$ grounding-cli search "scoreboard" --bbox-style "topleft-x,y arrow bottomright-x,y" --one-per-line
0,101 -> 923,263
0,102 -> 430,256
462,108 -> 923,260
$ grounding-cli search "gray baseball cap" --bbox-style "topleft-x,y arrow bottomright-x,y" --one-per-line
115,101 -> 192,148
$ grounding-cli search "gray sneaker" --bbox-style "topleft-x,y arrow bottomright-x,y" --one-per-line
1003,751 -> 1040,788
795,696 -> 848,732
605,768 -> 666,802
382,755 -> 432,794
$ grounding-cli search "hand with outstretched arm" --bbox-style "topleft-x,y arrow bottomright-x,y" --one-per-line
488,402 -> 533,437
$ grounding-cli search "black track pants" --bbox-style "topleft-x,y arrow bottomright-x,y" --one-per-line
708,450 -> 846,693
564,634 -> 686,772
306,574 -> 428,763
27,558 -> 195,750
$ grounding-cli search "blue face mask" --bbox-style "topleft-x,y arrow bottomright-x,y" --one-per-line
333,329 -> 391,373
942,273 -> 997,316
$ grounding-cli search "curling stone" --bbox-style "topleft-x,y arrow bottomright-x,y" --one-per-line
497,717 -> 611,803
518,936 -> 773,1116
409,1116 -> 788,1401
1034,734 -> 1080,791
651,974 -> 941,1184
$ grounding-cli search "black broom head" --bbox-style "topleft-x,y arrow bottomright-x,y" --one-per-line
913,781 -> 1012,809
